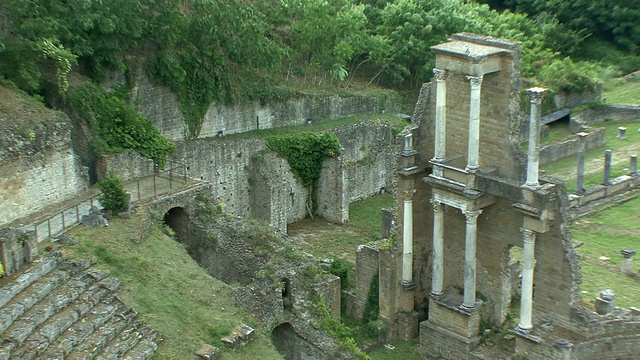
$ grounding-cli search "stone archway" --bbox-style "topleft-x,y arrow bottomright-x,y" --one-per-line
163,207 -> 189,242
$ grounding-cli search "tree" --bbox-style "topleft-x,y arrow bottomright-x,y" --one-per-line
97,174 -> 129,213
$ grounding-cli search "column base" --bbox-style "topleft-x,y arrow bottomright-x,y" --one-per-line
401,280 -> 417,291
397,311 -> 419,340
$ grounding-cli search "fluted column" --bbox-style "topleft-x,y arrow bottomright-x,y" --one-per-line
462,209 -> 482,308
525,87 -> 547,188
401,189 -> 417,288
433,69 -> 448,163
466,76 -> 483,172
431,200 -> 444,297
519,229 -> 536,330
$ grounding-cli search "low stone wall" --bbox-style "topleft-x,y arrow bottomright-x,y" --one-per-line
567,174 -> 640,219
574,105 -> 640,125
539,128 -> 605,165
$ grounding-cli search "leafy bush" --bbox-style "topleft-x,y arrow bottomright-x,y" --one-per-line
97,174 -> 129,213
362,271 -> 380,324
70,83 -> 175,168
536,57 -> 602,93
266,132 -> 341,187
329,257 -> 351,290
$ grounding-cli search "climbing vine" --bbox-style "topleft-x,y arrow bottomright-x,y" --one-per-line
70,83 -> 175,168
265,132 -> 341,187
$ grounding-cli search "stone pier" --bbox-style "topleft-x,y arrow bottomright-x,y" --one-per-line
621,249 -> 636,275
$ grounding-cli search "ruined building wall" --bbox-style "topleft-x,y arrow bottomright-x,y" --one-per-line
116,69 -> 393,142
0,98 -> 88,227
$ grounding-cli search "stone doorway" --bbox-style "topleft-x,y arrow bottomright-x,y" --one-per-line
163,207 -> 189,242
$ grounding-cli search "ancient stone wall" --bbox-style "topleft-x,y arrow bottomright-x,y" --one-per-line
0,105 -> 88,227
99,121 -> 397,233
574,105 -> 640,125
554,86 -> 602,109
119,69 -> 394,142
539,128 -> 605,165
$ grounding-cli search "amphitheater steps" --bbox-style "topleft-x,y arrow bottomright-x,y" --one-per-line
0,252 -> 161,360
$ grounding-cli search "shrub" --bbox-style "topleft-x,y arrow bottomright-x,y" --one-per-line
97,174 -> 129,213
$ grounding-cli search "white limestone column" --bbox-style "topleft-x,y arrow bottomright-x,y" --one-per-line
433,69 -> 448,162
466,76 -> 483,172
402,189 -> 417,285
525,88 -> 547,188
519,229 -> 536,330
463,209 -> 482,308
431,201 -> 444,297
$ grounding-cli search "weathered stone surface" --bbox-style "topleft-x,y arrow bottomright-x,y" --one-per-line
195,344 -> 221,360
81,207 -> 109,227
53,234 -> 77,245
220,324 -> 255,350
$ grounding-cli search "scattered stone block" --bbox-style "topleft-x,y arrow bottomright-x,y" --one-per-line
81,206 -> 109,227
195,344 -> 220,360
220,324 -> 255,350
53,234 -> 77,245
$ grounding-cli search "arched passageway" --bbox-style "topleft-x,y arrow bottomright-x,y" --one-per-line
163,207 -> 189,242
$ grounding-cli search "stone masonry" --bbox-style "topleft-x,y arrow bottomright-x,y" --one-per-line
364,33 -> 640,359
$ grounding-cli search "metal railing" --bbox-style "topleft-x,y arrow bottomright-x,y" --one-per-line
28,159 -> 193,243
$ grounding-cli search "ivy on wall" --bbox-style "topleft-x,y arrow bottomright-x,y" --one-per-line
265,132 -> 341,187
69,83 -> 176,168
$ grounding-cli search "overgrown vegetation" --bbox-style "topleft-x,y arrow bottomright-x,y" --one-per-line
2,0 -> 638,140
69,83 -> 175,167
96,174 -> 129,213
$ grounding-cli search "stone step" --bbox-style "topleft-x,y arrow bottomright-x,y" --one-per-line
64,305 -> 138,360
120,328 -> 162,360
37,299 -> 124,360
14,277 -> 119,360
0,256 -> 58,309
94,320 -> 145,360
0,269 -> 69,334
1,272 -> 101,348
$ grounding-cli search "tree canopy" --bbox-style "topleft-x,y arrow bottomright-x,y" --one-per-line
1,0 -> 637,136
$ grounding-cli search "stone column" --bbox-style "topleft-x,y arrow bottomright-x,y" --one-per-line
621,249 -> 636,275
576,132 -> 588,194
431,201 -> 444,297
617,127 -> 627,139
525,87 -> 547,188
629,155 -> 637,175
603,149 -> 612,185
518,229 -> 536,330
401,190 -> 417,289
433,69 -> 448,163
466,76 -> 483,172
462,209 -> 482,308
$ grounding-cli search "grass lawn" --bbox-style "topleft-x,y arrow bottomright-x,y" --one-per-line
288,193 -> 395,265
63,205 -> 284,360
571,196 -> 640,309
603,76 -> 640,105
541,120 -> 640,193
225,113 -> 409,140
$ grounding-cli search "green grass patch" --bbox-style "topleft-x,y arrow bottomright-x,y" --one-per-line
603,76 -> 640,105
65,206 -> 283,360
367,340 -> 421,360
571,196 -> 640,310
223,113 -> 408,140
541,120 -> 640,193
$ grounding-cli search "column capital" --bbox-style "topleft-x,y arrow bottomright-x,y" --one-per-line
527,87 -> 547,105
433,68 -> 448,81
430,199 -> 443,213
463,209 -> 482,224
403,189 -> 417,201
466,75 -> 483,89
